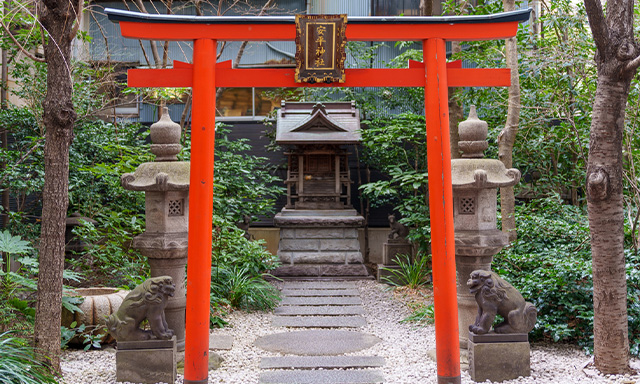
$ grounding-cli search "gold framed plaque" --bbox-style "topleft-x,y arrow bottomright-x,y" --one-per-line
295,14 -> 347,84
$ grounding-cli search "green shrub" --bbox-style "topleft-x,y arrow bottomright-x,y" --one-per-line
0,332 -> 57,384
70,212 -> 148,287
210,216 -> 280,314
493,197 -> 597,350
211,266 -> 280,311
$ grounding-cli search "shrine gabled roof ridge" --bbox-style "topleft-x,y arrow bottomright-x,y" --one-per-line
105,8 -> 531,25
291,108 -> 348,133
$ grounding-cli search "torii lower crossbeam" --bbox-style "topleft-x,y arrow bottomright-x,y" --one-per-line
106,8 -> 531,384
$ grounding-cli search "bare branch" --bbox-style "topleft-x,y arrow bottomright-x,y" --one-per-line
583,0 -> 609,58
232,0 -> 275,68
69,0 -> 84,41
133,0 -> 162,67
120,0 -> 152,66
0,20 -> 45,62
626,54 -> 640,72
89,9 -> 112,61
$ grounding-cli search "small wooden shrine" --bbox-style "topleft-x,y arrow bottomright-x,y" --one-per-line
276,101 -> 360,210
273,101 -> 367,278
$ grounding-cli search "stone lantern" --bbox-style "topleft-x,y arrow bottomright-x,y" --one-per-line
121,107 -> 189,351
451,105 -> 520,346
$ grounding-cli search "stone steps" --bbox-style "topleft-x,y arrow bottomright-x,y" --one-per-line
259,369 -> 384,384
272,315 -> 367,328
280,296 -> 363,306
260,356 -> 385,369
280,289 -> 360,296
283,281 -> 357,289
256,280 -> 385,383
274,305 -> 366,316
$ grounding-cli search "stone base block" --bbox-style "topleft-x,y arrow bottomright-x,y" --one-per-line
468,332 -> 530,382
273,264 -> 369,277
382,242 -> 413,265
116,336 -> 177,384
376,264 -> 401,284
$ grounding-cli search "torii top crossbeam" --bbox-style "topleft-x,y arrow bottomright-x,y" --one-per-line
106,8 -> 530,384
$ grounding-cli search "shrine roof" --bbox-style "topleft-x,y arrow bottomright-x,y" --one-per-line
276,101 -> 361,145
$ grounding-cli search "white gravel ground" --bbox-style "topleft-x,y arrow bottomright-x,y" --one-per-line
61,280 -> 640,384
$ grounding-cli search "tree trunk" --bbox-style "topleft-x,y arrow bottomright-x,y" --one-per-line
587,73 -> 631,375
498,0 -> 520,242
34,0 -> 77,372
419,0 -> 432,16
583,0 -> 639,374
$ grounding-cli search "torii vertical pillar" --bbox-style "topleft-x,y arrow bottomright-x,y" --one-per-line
184,38 -> 216,384
424,38 -> 460,384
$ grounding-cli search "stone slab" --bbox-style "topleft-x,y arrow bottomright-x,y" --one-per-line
116,343 -> 176,384
273,264 -> 369,277
468,332 -> 528,343
274,305 -> 365,316
468,340 -> 531,382
260,356 -> 385,369
319,239 -> 361,251
254,330 -> 381,355
280,296 -> 362,306
260,370 -> 384,384
272,315 -> 367,328
117,337 -> 175,350
283,281 -> 357,289
209,334 -> 233,350
177,352 -> 223,374
281,289 -> 359,297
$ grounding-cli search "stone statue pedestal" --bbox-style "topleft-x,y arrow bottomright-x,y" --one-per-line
116,336 -> 177,384
376,240 -> 415,283
468,332 -> 530,382
382,240 -> 413,265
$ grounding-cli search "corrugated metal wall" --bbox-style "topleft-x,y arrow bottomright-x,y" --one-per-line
308,0 -> 370,15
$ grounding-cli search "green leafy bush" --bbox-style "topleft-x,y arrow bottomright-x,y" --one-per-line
211,266 -> 280,311
359,113 -> 431,252
0,332 -> 57,384
71,212 -> 148,287
210,216 -> 280,314
493,198 -> 596,350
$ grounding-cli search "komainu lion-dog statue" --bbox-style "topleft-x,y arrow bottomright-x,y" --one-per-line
106,276 -> 175,341
467,270 -> 537,334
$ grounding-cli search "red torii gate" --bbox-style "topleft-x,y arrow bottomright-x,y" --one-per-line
106,8 -> 530,384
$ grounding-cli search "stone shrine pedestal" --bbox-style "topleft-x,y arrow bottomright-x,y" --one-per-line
273,209 -> 368,277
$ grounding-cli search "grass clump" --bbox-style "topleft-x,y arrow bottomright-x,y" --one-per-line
0,332 -> 57,384
380,253 -> 431,289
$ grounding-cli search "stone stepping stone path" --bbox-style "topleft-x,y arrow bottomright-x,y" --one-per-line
255,280 -> 386,384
